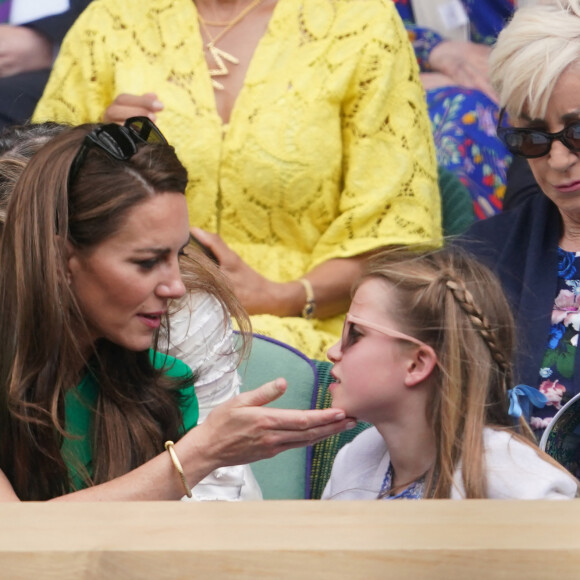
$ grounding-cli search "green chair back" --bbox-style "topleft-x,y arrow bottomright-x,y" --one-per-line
238,334 -> 318,499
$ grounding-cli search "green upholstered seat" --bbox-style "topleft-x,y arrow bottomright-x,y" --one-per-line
238,333 -> 318,499
238,333 -> 369,499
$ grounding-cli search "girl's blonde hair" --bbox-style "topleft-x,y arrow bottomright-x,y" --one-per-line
360,247 -> 547,498
490,0 -> 580,119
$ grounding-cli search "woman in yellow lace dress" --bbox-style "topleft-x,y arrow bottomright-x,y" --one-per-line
33,0 -> 441,360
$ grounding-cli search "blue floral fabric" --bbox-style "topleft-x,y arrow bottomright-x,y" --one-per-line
534,248 -> 580,433
393,0 -> 514,219
379,463 -> 426,500
394,0 -> 514,66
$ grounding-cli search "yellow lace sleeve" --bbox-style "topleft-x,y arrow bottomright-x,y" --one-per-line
311,3 -> 440,268
33,4 -> 120,124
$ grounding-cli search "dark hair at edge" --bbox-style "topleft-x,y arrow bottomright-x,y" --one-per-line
0,122 -> 70,236
0,124 -> 199,500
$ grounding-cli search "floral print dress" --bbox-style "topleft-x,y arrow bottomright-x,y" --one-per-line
379,464 -> 426,500
393,0 -> 514,219
534,248 -> 580,433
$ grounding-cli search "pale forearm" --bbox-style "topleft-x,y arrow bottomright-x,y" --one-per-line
0,435 -> 217,503
52,436 -> 217,502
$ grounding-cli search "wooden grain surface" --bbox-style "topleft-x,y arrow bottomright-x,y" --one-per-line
0,500 -> 579,579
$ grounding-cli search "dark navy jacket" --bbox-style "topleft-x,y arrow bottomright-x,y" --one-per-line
457,193 -> 564,389
24,0 -> 92,47
0,0 -> 92,128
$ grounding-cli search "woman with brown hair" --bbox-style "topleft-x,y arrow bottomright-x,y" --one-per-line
0,118 -> 352,501
0,121 -> 264,499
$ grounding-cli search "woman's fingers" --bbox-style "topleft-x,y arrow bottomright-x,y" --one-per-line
190,227 -> 282,313
103,93 -> 164,123
192,380 -> 353,467
231,379 -> 350,433
235,378 -> 288,407
190,227 -> 232,265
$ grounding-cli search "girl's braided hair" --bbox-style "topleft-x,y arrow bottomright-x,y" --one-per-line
357,246 -> 533,498
445,279 -> 510,377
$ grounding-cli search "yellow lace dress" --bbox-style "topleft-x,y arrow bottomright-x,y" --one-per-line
34,0 -> 441,360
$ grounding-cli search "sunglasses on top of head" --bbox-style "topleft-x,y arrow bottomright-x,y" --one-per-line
67,117 -> 167,189
496,107 -> 580,159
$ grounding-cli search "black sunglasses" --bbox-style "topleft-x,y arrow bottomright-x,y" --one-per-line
496,107 -> 580,159
68,117 -> 167,188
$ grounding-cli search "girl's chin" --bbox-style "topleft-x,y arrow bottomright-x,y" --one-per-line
329,387 -> 357,416
329,395 -> 349,414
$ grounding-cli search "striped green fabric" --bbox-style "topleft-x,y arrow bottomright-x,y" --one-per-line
309,360 -> 371,500
438,165 -> 475,238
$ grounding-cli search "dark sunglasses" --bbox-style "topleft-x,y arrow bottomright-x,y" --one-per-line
68,117 -> 167,188
496,107 -> 580,159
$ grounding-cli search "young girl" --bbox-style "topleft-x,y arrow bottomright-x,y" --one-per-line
322,248 -> 578,500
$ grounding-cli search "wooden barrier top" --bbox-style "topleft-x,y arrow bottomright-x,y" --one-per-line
1,500 -> 579,579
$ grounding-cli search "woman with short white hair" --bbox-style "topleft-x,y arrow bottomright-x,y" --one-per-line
459,1 -> 580,463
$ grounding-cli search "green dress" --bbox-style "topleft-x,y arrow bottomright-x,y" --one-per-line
61,351 -> 198,491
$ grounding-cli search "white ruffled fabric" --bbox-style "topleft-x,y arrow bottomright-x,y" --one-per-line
163,292 -> 262,501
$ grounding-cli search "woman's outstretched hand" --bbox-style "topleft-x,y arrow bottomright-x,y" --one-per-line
0,379 -> 352,502
182,378 -> 354,474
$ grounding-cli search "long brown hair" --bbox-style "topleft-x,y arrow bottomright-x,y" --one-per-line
361,247 -> 561,499
0,124 -> 247,499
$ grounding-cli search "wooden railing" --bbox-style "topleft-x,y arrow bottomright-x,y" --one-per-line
1,500 -> 579,579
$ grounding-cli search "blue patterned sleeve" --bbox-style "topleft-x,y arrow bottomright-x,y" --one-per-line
394,2 -> 445,70
406,24 -> 445,70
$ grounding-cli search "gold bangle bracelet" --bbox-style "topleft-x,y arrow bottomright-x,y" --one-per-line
298,278 -> 316,320
164,440 -> 192,498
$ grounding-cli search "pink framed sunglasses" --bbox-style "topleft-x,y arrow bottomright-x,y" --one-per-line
341,313 -> 434,355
